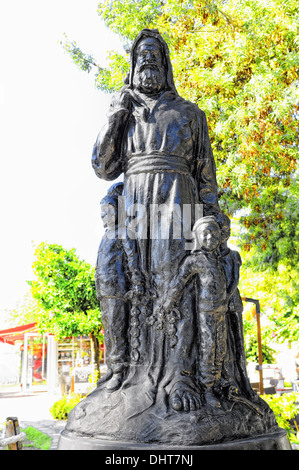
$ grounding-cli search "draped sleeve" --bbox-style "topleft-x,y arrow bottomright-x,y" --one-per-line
166,254 -> 200,306
91,92 -> 129,181
193,108 -> 220,215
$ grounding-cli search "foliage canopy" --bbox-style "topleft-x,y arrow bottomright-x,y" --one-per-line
63,0 -> 298,236
28,243 -> 103,344
62,1 -> 299,342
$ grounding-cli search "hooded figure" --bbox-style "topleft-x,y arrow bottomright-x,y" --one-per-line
127,28 -> 178,93
91,29 -> 220,412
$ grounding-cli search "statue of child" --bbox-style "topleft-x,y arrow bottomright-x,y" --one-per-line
95,183 -> 144,391
161,216 -> 227,409
216,212 -> 254,399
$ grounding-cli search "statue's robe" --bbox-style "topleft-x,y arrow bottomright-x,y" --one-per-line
92,85 -> 220,404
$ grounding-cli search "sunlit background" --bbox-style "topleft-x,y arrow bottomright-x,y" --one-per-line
0,1 -> 123,324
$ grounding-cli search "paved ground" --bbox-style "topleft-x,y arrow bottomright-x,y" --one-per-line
0,389 -> 66,450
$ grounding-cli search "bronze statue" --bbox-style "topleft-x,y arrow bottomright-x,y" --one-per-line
91,28 -> 220,414
95,182 -> 144,392
58,29 -> 289,450
161,216 -> 228,412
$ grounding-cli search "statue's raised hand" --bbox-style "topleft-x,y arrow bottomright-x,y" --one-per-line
110,89 -> 132,113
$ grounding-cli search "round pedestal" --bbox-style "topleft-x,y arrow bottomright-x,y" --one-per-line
58,428 -> 291,450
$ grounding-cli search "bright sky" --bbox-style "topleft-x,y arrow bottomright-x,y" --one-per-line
0,1 -> 123,323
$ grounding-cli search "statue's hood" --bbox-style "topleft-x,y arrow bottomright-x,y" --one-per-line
127,29 -> 178,94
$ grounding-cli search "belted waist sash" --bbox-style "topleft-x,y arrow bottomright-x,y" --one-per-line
125,154 -> 191,176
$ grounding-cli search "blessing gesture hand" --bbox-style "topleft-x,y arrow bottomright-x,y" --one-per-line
110,89 -> 132,113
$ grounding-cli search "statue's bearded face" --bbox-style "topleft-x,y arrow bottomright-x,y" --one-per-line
133,38 -> 167,94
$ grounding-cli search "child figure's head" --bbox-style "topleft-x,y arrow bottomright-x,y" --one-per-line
216,212 -> 231,245
192,216 -> 221,252
100,196 -> 118,229
100,182 -> 124,229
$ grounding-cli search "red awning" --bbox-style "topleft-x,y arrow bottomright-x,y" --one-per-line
0,322 -> 37,345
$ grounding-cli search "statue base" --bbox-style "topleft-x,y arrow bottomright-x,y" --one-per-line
57,378 -> 289,449
58,428 -> 291,450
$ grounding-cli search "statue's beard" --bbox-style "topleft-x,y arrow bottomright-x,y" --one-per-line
133,65 -> 166,94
